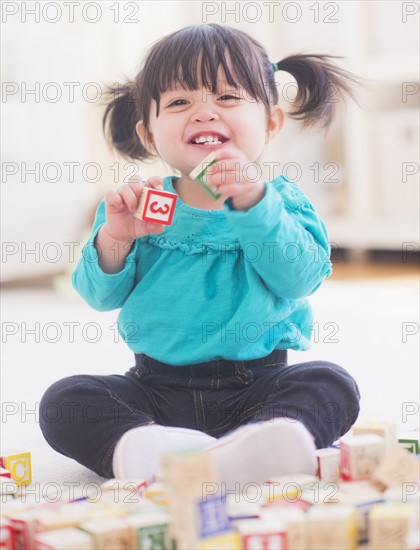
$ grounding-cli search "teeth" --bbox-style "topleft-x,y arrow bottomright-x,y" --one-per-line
193,135 -> 223,144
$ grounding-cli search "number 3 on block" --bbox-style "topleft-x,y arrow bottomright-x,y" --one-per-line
134,187 -> 177,226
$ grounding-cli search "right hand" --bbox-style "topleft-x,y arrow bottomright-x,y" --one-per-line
102,176 -> 166,242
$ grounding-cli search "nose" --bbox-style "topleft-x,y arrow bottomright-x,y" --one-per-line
192,105 -> 219,123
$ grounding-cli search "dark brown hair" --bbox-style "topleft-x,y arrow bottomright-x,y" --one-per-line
102,23 -> 363,160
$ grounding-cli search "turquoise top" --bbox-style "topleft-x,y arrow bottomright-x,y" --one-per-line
72,175 -> 332,365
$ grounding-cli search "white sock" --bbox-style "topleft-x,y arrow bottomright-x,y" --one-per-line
112,424 -> 216,482
207,418 -> 317,487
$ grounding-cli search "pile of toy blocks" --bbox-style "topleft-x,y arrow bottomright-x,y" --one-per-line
0,422 -> 419,549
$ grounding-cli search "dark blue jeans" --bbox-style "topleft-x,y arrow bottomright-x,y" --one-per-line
39,350 -> 360,478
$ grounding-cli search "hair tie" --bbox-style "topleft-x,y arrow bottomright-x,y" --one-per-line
271,62 -> 280,72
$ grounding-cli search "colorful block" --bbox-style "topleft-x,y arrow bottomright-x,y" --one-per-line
340,434 -> 385,481
8,509 -> 39,550
0,478 -> 18,496
0,519 -> 14,550
369,503 -> 418,550
225,494 -> 260,520
398,430 -> 420,454
134,187 -> 177,225
198,531 -> 242,549
79,517 -> 132,549
0,452 -> 32,486
338,481 -> 384,544
316,447 -> 341,482
263,474 -> 318,503
34,527 -> 94,549
235,517 -> 287,550
372,447 -> 420,489
307,504 -> 357,550
352,421 -> 397,454
124,512 -> 171,549
301,481 -> 341,505
35,501 -> 125,533
145,482 -> 169,506
260,507 -> 307,550
189,152 -> 221,199
162,449 -> 223,549
0,468 -> 11,479
98,478 -> 147,508
197,494 -> 231,539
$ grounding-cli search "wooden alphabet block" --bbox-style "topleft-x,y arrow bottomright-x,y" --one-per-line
79,517 -> 132,550
100,478 -> 147,495
338,481 -> 384,544
301,481 -> 341,506
98,478 -> 147,508
34,501 -> 124,532
260,507 -> 308,550
0,519 -> 14,550
8,509 -> 39,550
145,481 -> 169,506
197,493 -> 231,540
34,528 -> 94,550
134,187 -> 177,225
124,511 -> 171,550
263,474 -> 318,503
189,152 -> 221,199
235,517 -> 287,550
307,504 -> 357,550
198,531 -> 242,549
369,503 -> 418,549
372,447 -> 420,489
225,494 -> 260,520
352,421 -> 397,454
316,447 -> 341,482
0,452 -> 32,486
340,434 -> 385,481
398,430 -> 420,454
0,478 -> 18,496
162,449 -> 227,549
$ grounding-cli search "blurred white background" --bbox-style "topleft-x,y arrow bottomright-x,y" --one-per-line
1,0 -> 419,280
1,1 -> 419,486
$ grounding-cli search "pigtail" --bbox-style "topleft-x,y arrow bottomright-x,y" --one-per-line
275,54 -> 363,129
102,82 -> 150,160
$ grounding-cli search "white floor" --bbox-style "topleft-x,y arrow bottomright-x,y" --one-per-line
1,275 -> 419,497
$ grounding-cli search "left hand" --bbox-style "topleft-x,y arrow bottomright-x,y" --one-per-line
205,147 -> 266,211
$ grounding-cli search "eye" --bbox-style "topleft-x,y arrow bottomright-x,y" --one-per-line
168,99 -> 189,107
219,94 -> 241,102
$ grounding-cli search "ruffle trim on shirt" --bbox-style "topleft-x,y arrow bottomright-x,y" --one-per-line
141,234 -> 241,255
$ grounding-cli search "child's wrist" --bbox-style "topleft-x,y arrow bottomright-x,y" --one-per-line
101,224 -> 135,244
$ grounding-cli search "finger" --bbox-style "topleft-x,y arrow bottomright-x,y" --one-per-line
127,176 -> 144,199
210,146 -> 245,162
207,159 -> 243,179
208,172 -> 244,188
118,184 -> 140,214
105,190 -> 124,209
145,222 -> 165,234
145,176 -> 164,190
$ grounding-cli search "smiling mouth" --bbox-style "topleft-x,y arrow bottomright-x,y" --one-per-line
189,133 -> 229,145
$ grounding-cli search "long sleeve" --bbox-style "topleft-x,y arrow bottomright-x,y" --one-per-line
69,175 -> 332,362
72,199 -> 140,311
223,176 -> 332,300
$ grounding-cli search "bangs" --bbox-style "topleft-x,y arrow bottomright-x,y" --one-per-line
139,24 -> 274,122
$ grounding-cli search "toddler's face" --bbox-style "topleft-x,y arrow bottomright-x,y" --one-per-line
137,74 -> 281,177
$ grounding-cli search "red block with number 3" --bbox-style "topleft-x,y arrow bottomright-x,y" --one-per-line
134,187 -> 177,226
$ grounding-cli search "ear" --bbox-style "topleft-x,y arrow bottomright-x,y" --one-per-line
135,121 -> 155,153
265,106 -> 284,143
